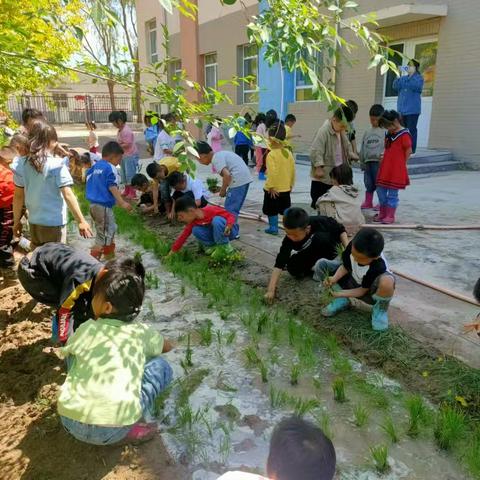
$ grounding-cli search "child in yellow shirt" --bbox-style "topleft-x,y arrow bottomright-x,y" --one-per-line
263,121 -> 296,235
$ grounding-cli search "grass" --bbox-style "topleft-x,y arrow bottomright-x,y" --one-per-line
332,377 -> 347,403
353,404 -> 369,428
380,416 -> 400,444
434,405 -> 467,450
290,364 -> 300,386
405,395 -> 430,438
197,320 -> 213,346
370,444 -> 390,474
145,271 -> 160,289
244,345 -> 261,367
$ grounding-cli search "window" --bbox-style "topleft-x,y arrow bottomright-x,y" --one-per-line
295,50 -> 324,101
52,93 -> 68,108
384,44 -> 404,98
204,53 -> 218,90
169,59 -> 182,84
146,19 -> 158,64
242,44 -> 258,104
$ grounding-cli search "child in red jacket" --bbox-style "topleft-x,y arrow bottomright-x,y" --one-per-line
0,146 -> 16,284
170,195 -> 237,255
375,110 -> 412,224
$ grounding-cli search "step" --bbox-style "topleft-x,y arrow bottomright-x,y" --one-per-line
408,161 -> 464,175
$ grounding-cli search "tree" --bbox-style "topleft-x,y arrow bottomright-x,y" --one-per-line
0,0 -> 82,105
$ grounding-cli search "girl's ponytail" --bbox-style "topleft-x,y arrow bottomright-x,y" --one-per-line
27,121 -> 58,173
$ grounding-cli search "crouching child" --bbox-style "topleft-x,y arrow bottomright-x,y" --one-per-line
170,195 -> 237,255
313,227 -> 394,331
57,256 -> 173,445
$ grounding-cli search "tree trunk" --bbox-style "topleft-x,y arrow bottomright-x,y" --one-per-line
133,59 -> 142,122
107,79 -> 116,110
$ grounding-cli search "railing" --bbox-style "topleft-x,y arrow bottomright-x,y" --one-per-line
7,93 -> 135,124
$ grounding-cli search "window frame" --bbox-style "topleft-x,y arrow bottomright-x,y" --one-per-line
204,52 -> 218,90
242,44 -> 259,104
146,19 -> 158,65
294,50 -> 324,102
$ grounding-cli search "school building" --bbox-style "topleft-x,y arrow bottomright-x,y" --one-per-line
136,0 -> 480,167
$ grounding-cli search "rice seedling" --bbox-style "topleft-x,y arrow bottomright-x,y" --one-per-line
180,333 -> 194,371
312,378 -> 322,391
353,404 -> 369,428
314,411 -> 334,440
370,444 -> 390,474
180,284 -> 186,296
405,395 -> 429,437
287,317 -> 299,346
298,335 -> 317,369
219,309 -> 230,320
290,364 -> 300,386
332,377 -> 347,403
319,285 -> 335,306
257,312 -> 269,334
216,329 -> 222,345
244,345 -> 261,367
218,423 -> 232,463
225,330 -> 236,345
465,428 -> 480,477
145,271 -> 160,289
259,361 -> 269,383
380,416 -> 399,443
321,333 -> 340,357
269,386 -> 289,409
434,405 -> 466,450
197,320 -> 213,346
333,355 -> 353,377
293,397 -> 320,416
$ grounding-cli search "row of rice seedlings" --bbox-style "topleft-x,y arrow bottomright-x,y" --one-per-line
269,386 -> 320,416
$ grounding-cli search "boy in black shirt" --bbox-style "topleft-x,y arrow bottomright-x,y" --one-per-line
314,227 -> 394,331
17,242 -> 138,343
264,207 -> 348,303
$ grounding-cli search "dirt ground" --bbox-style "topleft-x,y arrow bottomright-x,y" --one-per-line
0,279 -> 187,480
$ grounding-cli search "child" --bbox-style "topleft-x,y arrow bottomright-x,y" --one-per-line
346,99 -> 359,156
0,146 -> 16,283
216,416 -> 336,480
375,109 -> 412,224
20,108 -> 45,134
284,113 -> 301,143
207,119 -> 224,153
264,207 -> 348,303
359,104 -> 385,210
464,280 -> 480,336
316,164 -> 365,235
108,110 -> 139,200
234,117 -> 253,166
154,113 -> 175,161
309,106 -> 355,208
9,133 -> 29,157
145,157 -> 180,216
86,141 -> 132,259
167,171 -> 209,219
263,121 -> 295,235
170,195 -> 237,254
254,113 -> 267,180
144,113 -> 159,156
56,256 -> 174,445
196,141 -> 252,220
314,227 -> 395,331
12,121 -> 92,249
86,121 -> 99,153
131,173 -> 163,214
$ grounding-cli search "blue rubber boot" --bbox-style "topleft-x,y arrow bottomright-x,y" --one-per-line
265,215 -> 279,235
321,297 -> 350,317
371,294 -> 392,331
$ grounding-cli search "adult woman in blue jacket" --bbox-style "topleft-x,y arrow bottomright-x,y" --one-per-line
393,60 -> 424,153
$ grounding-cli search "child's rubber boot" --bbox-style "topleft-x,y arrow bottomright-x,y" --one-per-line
371,294 -> 392,331
102,243 -> 116,260
51,313 -> 59,343
321,297 -> 350,317
90,247 -> 103,260
361,192 -> 374,209
265,216 -> 279,235
123,423 -> 157,445
373,206 -> 386,223
258,171 -> 267,181
381,207 -> 396,224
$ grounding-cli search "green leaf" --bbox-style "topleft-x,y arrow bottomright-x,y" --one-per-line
158,0 -> 173,14
186,145 -> 199,158
173,141 -> 185,154
380,63 -> 389,75
344,1 -> 358,7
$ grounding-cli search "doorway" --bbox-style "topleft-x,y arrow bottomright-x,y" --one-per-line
383,37 -> 438,149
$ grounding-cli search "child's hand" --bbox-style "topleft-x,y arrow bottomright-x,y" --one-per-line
269,188 -> 279,199
224,225 -> 232,236
219,189 -> 227,198
350,152 -> 359,161
313,166 -> 324,179
323,276 -> 336,288
464,317 -> 480,336
264,290 -> 275,304
13,222 -> 23,237
121,201 -> 133,211
78,222 -> 93,239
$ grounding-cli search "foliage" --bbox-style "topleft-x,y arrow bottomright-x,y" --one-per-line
353,404 -> 369,428
332,377 -> 346,403
434,405 -> 466,450
380,416 -> 399,444
405,395 -> 430,438
0,0 -> 82,104
370,444 -> 390,474
290,364 -> 300,386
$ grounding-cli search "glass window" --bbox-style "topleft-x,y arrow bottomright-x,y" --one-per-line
204,53 -> 217,90
242,44 -> 258,104
295,50 -> 324,101
169,59 -> 182,84
384,43 -> 404,97
146,19 -> 158,64
52,93 -> 68,108
414,41 -> 438,97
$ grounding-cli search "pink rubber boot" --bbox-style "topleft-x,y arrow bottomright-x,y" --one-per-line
382,206 -> 396,224
123,423 -> 157,444
373,206 -> 386,223
361,192 -> 374,209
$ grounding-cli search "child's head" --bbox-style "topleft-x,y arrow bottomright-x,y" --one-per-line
167,171 -> 186,191
346,99 -> 358,119
255,112 -> 266,125
144,114 -> 152,127
146,161 -> 165,180
21,108 -> 45,131
27,121 -> 58,172
283,207 -> 311,242
131,173 -> 150,193
102,141 -> 124,165
108,110 -> 128,128
285,114 -> 297,127
268,121 -> 287,141
85,121 -> 97,130
9,134 -> 29,156
266,109 -> 278,128
266,417 -> 336,480
329,164 -> 353,186
331,106 -> 354,133
351,227 -> 384,265
369,104 -> 385,128
174,195 -> 199,223
0,146 -> 16,165
474,278 -> 480,303
379,109 -> 402,133
196,141 -> 213,165
92,257 -> 146,321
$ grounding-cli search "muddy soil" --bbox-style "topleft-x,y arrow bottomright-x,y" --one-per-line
0,280 -> 187,480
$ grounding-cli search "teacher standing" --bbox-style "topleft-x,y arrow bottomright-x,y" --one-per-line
393,60 -> 424,153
